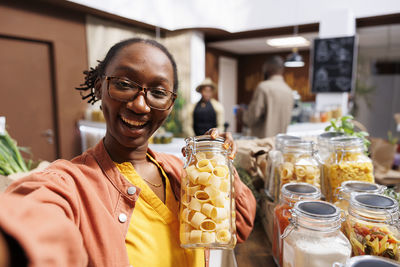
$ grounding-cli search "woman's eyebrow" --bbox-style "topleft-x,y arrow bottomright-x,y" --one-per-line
113,66 -> 172,85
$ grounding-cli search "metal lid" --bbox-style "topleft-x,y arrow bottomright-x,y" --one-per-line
340,255 -> 399,267
185,135 -> 225,143
351,193 -> 397,210
318,131 -> 345,141
329,136 -> 364,147
341,181 -> 385,194
296,201 -> 339,217
281,182 -> 321,201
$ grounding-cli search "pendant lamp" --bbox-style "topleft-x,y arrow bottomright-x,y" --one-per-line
284,47 -> 305,67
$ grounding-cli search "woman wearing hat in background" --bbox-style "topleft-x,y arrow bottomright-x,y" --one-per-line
184,78 -> 225,136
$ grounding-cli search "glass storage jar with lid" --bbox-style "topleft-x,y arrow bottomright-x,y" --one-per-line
323,136 -> 374,202
272,182 -> 321,267
333,255 -> 400,267
344,193 -> 400,261
317,132 -> 345,164
276,140 -> 320,193
180,135 -> 236,249
266,134 -> 301,202
282,200 -> 351,267
334,181 -> 386,212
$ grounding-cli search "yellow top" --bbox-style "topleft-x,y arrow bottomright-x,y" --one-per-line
115,154 -> 205,267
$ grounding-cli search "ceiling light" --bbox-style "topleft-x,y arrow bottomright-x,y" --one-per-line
284,48 -> 305,68
266,36 -> 310,48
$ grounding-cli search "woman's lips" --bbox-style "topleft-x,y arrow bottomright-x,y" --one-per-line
120,116 -> 147,127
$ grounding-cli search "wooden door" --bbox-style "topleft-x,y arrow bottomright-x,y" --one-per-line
0,36 -> 58,162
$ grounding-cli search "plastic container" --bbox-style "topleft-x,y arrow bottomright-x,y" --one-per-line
282,200 -> 352,267
272,183 -> 321,267
180,135 -> 236,249
343,193 -> 400,261
334,181 -> 386,213
333,255 -> 399,267
266,134 -> 301,202
322,136 -> 374,202
277,140 -> 320,190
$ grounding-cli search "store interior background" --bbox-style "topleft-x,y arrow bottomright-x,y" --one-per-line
0,0 -> 399,162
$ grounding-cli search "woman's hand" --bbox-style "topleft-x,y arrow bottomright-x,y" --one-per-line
204,128 -> 236,160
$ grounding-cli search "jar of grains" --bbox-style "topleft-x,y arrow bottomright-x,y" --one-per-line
333,255 -> 400,267
180,135 -> 236,249
344,193 -> 400,261
282,200 -> 351,267
334,181 -> 386,213
272,182 -> 321,267
317,132 -> 345,165
266,134 -> 301,202
277,140 -> 321,191
323,136 -> 374,202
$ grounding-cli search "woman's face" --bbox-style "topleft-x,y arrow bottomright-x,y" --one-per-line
200,86 -> 214,102
99,42 -> 174,150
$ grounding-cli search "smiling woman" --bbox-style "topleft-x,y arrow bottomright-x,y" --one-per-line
0,37 -> 256,267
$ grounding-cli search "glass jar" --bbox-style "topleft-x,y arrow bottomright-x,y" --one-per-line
317,132 -> 345,164
344,193 -> 400,261
272,182 -> 321,267
334,181 -> 386,213
323,136 -> 374,202
333,255 -> 399,267
282,200 -> 351,267
266,134 -> 301,202
180,135 -> 236,249
276,140 -> 321,192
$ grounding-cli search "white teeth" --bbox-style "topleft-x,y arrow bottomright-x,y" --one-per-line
121,116 -> 146,127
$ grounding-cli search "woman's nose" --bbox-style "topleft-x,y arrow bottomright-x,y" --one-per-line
126,93 -> 151,113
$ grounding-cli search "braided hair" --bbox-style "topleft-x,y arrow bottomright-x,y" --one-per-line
76,38 -> 179,104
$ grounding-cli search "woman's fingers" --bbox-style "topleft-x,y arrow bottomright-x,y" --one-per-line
205,128 -> 236,160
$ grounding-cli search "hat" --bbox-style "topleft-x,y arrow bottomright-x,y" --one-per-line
196,77 -> 217,92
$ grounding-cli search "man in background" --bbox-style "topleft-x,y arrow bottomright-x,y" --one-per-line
242,56 -> 294,138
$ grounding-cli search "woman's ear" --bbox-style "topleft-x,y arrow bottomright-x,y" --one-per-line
94,77 -> 102,100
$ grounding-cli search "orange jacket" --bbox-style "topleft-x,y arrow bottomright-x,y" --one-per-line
0,140 -> 256,266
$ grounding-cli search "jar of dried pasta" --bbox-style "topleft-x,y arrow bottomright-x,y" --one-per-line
180,135 -> 236,249
334,181 -> 386,213
323,136 -> 374,202
272,182 -> 321,267
266,134 -> 301,202
317,132 -> 345,164
344,193 -> 400,261
277,140 -> 320,191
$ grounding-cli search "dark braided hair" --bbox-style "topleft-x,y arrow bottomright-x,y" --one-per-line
76,38 -> 179,104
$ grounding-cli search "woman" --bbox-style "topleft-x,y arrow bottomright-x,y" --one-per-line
0,38 -> 256,267
184,78 -> 225,137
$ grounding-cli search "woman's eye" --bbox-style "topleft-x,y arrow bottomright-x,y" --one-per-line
116,81 -> 133,89
150,89 -> 168,98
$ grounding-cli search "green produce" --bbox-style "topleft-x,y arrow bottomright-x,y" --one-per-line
0,131 -> 29,175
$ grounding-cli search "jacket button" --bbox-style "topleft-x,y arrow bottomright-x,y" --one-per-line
127,186 -> 136,195
118,213 -> 127,223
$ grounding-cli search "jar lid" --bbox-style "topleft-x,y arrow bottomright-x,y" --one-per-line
318,131 -> 345,141
281,139 -> 314,153
329,136 -> 364,147
351,193 -> 398,210
275,134 -> 300,150
185,135 -> 225,143
338,255 -> 399,267
281,182 -> 321,201
296,200 -> 340,218
341,181 -> 385,194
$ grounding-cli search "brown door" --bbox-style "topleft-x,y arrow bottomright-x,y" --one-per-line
0,36 -> 58,162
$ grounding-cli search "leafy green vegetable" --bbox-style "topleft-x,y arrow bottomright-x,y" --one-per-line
384,188 -> 400,206
0,131 -> 29,175
325,115 -> 371,152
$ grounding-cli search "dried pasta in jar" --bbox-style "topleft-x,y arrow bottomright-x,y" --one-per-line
323,137 -> 374,202
277,140 -> 320,190
180,136 -> 236,249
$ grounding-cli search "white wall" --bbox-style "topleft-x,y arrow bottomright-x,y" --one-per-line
218,57 -> 238,133
68,0 -> 400,32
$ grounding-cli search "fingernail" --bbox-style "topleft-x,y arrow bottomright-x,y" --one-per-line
223,143 -> 230,150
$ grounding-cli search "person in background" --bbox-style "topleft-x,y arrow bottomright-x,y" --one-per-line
184,78 -> 225,136
242,56 -> 294,138
0,38 -> 256,267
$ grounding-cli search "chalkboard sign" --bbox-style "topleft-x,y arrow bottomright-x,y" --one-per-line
311,36 -> 357,93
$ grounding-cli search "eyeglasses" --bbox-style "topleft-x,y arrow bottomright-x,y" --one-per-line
104,76 -> 177,110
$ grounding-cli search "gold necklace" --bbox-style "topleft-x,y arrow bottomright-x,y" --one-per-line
142,177 -> 162,187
